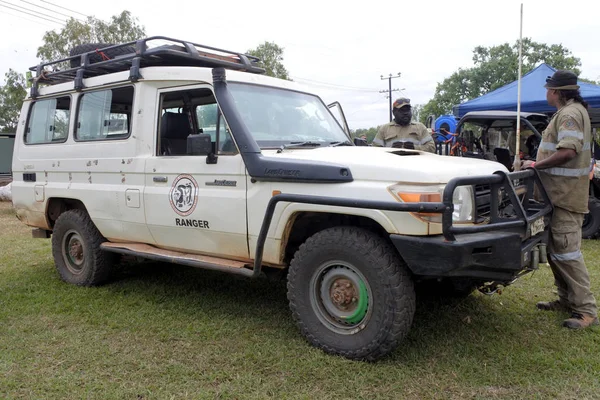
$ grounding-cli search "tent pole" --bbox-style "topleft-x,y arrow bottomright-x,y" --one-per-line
513,3 -> 524,171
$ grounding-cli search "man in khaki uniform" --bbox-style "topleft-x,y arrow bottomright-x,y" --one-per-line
523,70 -> 598,329
372,98 -> 435,153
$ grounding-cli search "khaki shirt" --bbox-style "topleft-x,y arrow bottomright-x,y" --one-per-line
373,121 -> 436,153
537,99 -> 591,213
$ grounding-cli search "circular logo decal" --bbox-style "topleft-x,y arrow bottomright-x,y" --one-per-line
169,174 -> 199,216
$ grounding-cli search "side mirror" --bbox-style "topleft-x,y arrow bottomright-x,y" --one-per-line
353,137 -> 368,146
187,134 -> 212,156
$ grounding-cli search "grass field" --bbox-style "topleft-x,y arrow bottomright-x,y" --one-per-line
1,201 -> 599,399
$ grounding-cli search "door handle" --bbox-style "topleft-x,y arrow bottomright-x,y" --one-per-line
153,176 -> 168,183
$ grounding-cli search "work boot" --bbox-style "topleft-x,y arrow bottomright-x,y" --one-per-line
536,300 -> 570,312
562,313 -> 599,330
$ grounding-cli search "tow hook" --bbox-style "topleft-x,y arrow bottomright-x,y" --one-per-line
478,243 -> 548,296
478,282 -> 505,296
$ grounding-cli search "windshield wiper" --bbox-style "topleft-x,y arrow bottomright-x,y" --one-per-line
277,141 -> 322,152
329,140 -> 353,147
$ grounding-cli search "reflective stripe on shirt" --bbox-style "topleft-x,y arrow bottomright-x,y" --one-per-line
538,141 -> 590,152
545,167 -> 589,177
558,130 -> 584,141
420,136 -> 433,145
550,250 -> 583,261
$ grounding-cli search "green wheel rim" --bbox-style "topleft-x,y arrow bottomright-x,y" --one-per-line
344,281 -> 368,324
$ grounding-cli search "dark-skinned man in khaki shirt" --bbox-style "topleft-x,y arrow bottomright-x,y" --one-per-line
372,98 -> 435,153
523,70 -> 598,329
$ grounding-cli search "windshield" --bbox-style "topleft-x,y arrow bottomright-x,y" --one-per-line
228,83 -> 349,148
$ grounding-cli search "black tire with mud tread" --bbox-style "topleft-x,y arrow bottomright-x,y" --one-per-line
51,209 -> 114,286
69,43 -> 136,68
287,227 -> 415,361
583,197 -> 600,239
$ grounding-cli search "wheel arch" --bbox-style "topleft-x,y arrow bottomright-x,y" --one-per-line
280,211 -> 394,266
46,197 -> 89,229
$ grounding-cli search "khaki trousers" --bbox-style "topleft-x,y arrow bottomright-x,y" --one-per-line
548,207 -> 597,317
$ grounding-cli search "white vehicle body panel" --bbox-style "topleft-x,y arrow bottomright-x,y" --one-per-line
12,65 -> 509,266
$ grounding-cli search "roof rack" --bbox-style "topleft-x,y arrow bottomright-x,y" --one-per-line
28,36 -> 266,98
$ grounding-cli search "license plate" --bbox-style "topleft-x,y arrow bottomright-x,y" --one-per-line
531,217 -> 545,236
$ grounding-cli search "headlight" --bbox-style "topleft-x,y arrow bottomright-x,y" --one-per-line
388,184 -> 475,224
452,186 -> 475,223
388,184 -> 443,223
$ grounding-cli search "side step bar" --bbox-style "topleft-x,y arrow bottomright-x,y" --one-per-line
101,242 -> 255,277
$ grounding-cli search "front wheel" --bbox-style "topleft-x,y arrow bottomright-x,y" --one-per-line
287,227 -> 415,361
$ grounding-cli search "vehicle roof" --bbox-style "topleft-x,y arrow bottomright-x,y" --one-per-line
460,110 -> 548,120
32,66 -> 311,98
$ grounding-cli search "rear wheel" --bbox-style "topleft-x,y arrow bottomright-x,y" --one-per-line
287,227 -> 415,361
582,197 -> 600,239
51,210 -> 115,286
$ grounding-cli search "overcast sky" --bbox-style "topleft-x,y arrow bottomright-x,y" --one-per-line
1,0 -> 599,129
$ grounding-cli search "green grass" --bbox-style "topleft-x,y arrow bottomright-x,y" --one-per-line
1,201 -> 600,399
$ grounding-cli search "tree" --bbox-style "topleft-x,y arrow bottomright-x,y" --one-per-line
411,104 -> 425,124
352,127 -> 380,143
0,11 -> 145,133
0,70 -> 27,133
423,38 -> 585,117
37,10 -> 146,63
246,42 -> 291,80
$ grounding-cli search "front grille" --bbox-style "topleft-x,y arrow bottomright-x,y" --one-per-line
474,184 -> 511,222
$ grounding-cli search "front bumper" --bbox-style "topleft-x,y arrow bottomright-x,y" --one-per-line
391,230 -> 549,282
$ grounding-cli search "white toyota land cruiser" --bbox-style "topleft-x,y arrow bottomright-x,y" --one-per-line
12,37 -> 553,361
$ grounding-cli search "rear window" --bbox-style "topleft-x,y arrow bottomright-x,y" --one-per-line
24,96 -> 71,144
75,86 -> 134,141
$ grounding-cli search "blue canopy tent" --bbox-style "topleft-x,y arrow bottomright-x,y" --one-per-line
452,63 -> 600,120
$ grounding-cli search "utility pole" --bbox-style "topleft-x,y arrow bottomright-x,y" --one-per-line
380,73 -> 402,122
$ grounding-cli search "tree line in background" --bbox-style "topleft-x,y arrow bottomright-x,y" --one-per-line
0,11 -> 596,136
0,11 -> 290,133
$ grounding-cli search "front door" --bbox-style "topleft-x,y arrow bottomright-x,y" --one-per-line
327,101 -> 351,140
143,86 -> 248,260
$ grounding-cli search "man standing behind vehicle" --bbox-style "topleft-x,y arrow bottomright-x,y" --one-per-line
372,98 -> 435,152
523,70 -> 598,329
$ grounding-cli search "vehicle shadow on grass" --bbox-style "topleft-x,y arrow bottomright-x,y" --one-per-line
108,259 -> 518,362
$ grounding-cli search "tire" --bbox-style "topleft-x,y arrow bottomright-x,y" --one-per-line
287,227 -> 415,361
69,43 -> 136,68
582,197 -> 600,239
51,209 -> 115,286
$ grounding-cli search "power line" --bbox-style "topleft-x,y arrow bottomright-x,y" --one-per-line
346,96 -> 387,117
20,0 -> 84,22
40,0 -> 88,18
0,2 -> 64,25
0,8 -> 57,28
292,76 -> 379,93
0,0 -> 65,23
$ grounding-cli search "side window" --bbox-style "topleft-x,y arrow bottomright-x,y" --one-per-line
158,87 -> 237,156
76,86 -> 133,141
25,96 -> 70,144
217,112 -> 236,154
195,104 -> 236,154
196,103 -> 218,141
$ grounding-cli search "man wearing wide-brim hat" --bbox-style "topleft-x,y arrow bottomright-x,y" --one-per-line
523,70 -> 598,329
